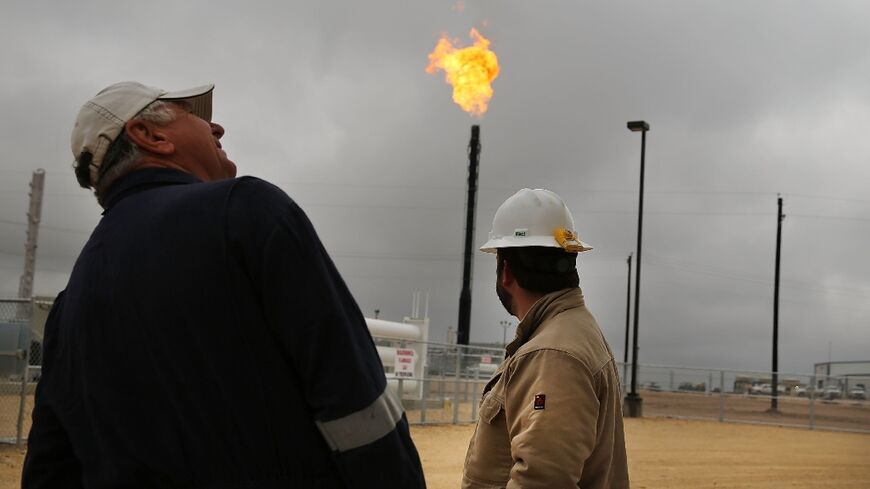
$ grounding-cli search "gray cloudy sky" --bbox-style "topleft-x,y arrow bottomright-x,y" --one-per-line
2,1 -> 869,374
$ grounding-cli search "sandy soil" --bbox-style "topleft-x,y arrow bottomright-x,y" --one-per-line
0,446 -> 23,489
3,418 -> 868,488
410,418 -> 870,489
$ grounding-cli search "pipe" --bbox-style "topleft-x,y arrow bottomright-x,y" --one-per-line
365,318 -> 421,339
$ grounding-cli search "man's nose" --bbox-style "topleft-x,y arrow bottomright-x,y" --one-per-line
210,122 -> 225,139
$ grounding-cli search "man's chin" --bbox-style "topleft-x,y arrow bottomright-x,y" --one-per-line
496,284 -> 514,316
222,161 -> 238,179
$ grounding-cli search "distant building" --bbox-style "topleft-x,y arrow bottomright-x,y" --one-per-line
733,375 -> 801,394
814,361 -> 870,391
733,376 -> 754,394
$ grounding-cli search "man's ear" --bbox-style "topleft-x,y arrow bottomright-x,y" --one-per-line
125,119 -> 175,156
500,258 -> 515,289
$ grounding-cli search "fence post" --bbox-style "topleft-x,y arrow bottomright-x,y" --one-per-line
421,377 -> 428,424
622,362 -> 629,397
16,349 -> 28,446
809,375 -> 816,430
453,348 -> 461,424
397,377 -> 404,409
439,365 -> 445,407
718,370 -> 725,422
708,372 -> 713,396
471,365 -> 480,421
396,340 -> 406,409
669,369 -> 674,392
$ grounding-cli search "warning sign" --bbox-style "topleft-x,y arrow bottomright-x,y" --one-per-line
481,355 -> 492,364
394,348 -> 416,378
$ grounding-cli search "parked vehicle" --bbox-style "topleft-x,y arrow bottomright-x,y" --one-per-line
750,383 -> 786,395
749,383 -> 768,395
847,387 -> 866,400
824,385 -> 842,400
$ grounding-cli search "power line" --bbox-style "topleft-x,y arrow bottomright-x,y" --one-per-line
783,193 -> 870,205
330,250 -> 477,262
641,262 -> 870,316
0,263 -> 73,274
0,189 -> 94,198
304,203 -> 461,212
645,257 -> 870,300
789,213 -> 870,223
646,258 -> 771,286
0,219 -> 92,235
273,180 -> 466,192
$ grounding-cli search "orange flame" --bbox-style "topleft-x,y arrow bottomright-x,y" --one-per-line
426,28 -> 500,117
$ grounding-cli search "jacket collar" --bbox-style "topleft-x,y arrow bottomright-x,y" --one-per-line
101,168 -> 202,212
505,287 -> 585,357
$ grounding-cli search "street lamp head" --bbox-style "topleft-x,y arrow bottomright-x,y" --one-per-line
627,120 -> 650,132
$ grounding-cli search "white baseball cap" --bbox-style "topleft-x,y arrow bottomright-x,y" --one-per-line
71,81 -> 214,187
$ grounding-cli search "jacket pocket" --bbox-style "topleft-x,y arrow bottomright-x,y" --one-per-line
482,370 -> 503,396
479,391 -> 504,424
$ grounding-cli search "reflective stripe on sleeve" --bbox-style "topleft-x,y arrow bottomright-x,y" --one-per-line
315,384 -> 404,452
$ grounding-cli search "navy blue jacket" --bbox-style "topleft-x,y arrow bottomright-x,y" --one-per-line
23,169 -> 425,489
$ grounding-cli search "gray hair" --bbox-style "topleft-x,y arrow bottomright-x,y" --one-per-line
94,100 -> 179,203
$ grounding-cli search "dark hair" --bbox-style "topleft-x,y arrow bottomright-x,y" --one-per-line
73,131 -> 136,191
497,247 -> 579,294
73,100 -> 177,196
73,151 -> 94,189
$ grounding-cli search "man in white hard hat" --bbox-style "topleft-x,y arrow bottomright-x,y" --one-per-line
462,188 -> 629,489
23,82 -> 425,488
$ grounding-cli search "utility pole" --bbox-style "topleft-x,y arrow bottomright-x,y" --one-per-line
770,195 -> 785,412
624,253 -> 632,389
18,169 -> 45,319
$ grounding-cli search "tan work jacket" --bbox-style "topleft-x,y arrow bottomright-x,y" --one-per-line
462,288 -> 629,489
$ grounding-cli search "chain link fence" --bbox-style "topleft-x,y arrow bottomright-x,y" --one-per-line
376,337 -> 869,433
0,298 -> 40,445
4,310 -> 866,445
618,363 -> 870,433
373,336 -> 505,425
375,336 -> 869,434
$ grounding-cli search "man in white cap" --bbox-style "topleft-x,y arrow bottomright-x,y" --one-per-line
462,189 -> 629,488
23,82 -> 425,488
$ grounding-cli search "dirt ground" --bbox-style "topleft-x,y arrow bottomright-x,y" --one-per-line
2,417 -> 867,488
410,418 -> 870,489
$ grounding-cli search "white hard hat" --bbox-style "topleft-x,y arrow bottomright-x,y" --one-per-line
480,188 -> 592,254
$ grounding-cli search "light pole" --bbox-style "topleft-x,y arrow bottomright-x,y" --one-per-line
769,196 -> 785,413
624,120 -> 649,418
624,253 -> 632,390
499,320 -> 513,347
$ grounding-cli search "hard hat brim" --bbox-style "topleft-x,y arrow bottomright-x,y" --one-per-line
479,236 -> 593,254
